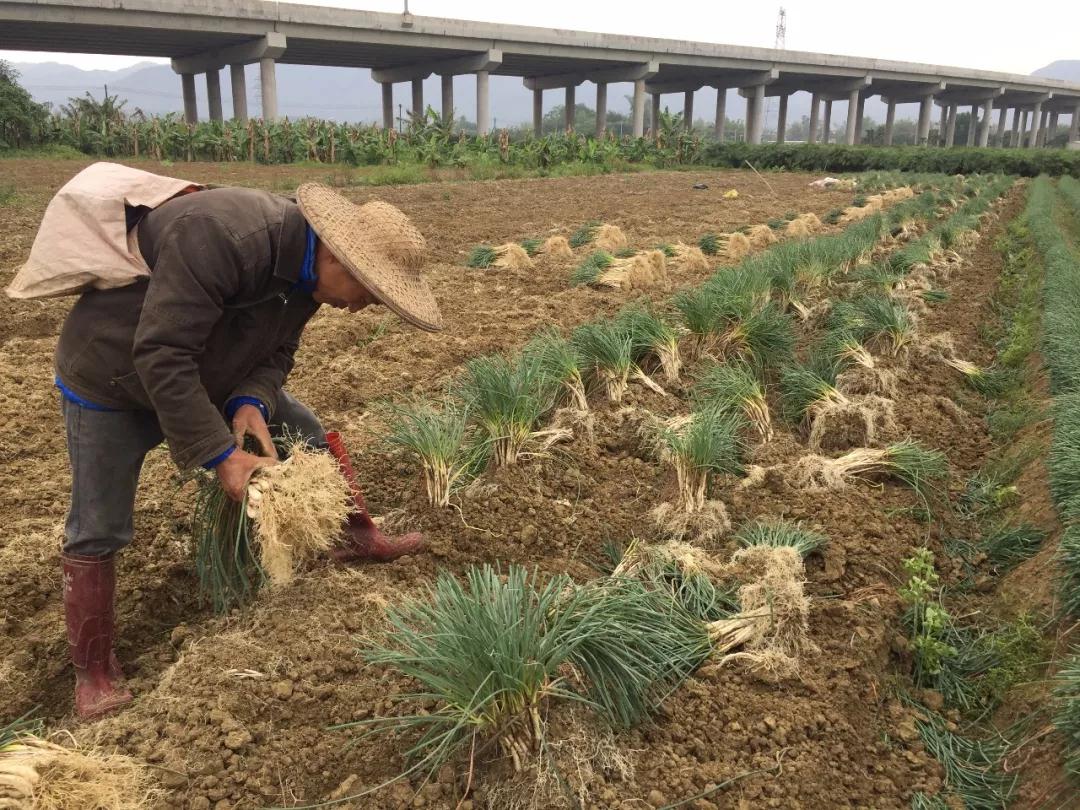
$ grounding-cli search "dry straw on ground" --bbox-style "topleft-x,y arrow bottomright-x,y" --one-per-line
247,444 -> 352,584
593,224 -> 628,252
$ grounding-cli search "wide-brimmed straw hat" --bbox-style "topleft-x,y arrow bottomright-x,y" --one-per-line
296,184 -> 442,331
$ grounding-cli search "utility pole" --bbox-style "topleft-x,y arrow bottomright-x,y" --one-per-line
396,103 -> 404,132
763,7 -> 786,138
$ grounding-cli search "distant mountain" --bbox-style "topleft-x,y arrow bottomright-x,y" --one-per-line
12,58 -> 1079,129
1032,60 -> 1080,83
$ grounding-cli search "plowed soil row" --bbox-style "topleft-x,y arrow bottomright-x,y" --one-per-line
0,159 -> 1029,809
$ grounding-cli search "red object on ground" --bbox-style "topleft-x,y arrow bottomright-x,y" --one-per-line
62,553 -> 134,719
325,431 -> 426,562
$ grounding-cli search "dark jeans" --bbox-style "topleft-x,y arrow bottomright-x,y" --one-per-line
62,391 -> 325,557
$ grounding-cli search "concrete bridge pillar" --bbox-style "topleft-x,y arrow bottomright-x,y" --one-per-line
1008,109 -> 1020,147
181,72 -> 198,124
476,70 -> 491,135
1049,111 -> 1060,144
883,99 -> 896,145
1018,110 -> 1028,147
1027,101 -> 1042,147
206,68 -> 223,123
1039,109 -> 1050,147
259,57 -> 278,121
410,78 -> 424,122
380,81 -> 393,130
945,104 -> 957,147
651,92 -> 661,137
1070,104 -> 1080,144
683,89 -> 694,131
714,88 -> 727,141
441,74 -> 454,125
776,93 -> 788,143
230,64 -> 248,122
747,83 -> 765,144
938,103 -> 948,146
532,88 -> 543,136
564,84 -> 575,131
917,95 -> 934,145
843,88 -> 859,145
595,82 -> 608,137
978,99 -> 993,147
632,79 -> 646,138
808,93 -> 821,143
966,104 -> 977,147
854,93 -> 865,144
822,100 -> 833,143
995,105 -> 1007,147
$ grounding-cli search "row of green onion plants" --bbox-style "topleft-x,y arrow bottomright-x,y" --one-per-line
1025,175 -> 1080,789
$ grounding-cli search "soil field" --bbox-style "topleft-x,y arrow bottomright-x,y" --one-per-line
0,159 -> 1058,809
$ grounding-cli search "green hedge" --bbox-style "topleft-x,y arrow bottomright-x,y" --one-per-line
703,142 -> 1080,177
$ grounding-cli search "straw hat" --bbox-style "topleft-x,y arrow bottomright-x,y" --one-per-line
296,184 -> 442,331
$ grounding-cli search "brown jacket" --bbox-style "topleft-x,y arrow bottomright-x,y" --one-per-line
55,187 -> 320,470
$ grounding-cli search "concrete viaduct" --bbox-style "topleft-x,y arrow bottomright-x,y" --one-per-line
2,0 -> 1079,148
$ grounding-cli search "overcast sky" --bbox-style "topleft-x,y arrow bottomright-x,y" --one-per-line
2,0 -> 1077,75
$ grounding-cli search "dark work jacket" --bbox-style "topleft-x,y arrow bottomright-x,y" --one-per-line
55,187 -> 320,470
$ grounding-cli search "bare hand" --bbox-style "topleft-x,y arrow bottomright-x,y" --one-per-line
216,448 -> 276,502
231,403 -> 275,458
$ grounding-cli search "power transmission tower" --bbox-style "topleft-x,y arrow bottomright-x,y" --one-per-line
763,7 -> 787,138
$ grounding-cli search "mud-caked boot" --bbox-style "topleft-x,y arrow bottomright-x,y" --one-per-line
62,553 -> 134,719
325,431 -> 426,563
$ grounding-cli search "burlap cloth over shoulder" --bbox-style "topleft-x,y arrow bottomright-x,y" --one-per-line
6,161 -> 202,300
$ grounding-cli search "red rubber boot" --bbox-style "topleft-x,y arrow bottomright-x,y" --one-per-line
62,553 -> 134,720
325,431 -> 426,562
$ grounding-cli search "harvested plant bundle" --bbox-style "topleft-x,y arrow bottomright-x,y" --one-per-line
193,442 -> 350,612
386,401 -> 486,507
790,439 -> 947,503
735,519 -> 826,557
719,304 -> 795,370
592,250 -> 669,291
569,220 -> 600,248
829,294 -> 913,357
467,243 -> 535,270
538,235 -> 574,259
0,715 -> 155,810
594,223 -> 628,252
345,565 -> 707,783
459,351 -> 563,466
706,545 -> 812,676
746,223 -> 778,249
523,328 -> 589,412
784,218 -> 811,239
779,363 -> 850,425
573,321 -> 664,403
645,406 -> 743,541
698,231 -> 751,261
611,540 -> 737,622
569,249 -> 615,286
518,237 -> 542,256
666,243 -> 710,273
615,303 -> 683,382
692,360 -> 773,442
245,443 -> 352,584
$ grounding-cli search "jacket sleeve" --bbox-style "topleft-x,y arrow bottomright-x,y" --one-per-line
132,212 -> 248,470
225,326 -> 303,419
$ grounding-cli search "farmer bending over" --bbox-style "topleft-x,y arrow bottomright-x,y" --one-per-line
46,180 -> 442,719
